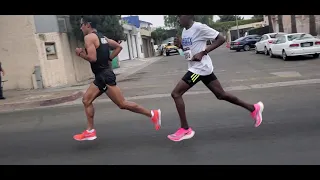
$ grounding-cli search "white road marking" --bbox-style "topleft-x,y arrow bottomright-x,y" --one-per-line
2,78 -> 320,113
62,78 -> 320,106
270,71 -> 302,78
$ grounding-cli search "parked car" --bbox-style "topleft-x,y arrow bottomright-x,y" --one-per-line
269,33 -> 320,60
163,42 -> 179,56
255,32 -> 287,55
230,35 -> 261,52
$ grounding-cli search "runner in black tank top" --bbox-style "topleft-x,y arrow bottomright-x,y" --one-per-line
73,16 -> 161,141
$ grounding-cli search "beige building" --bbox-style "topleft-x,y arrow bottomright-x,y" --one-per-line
0,15 -> 93,90
264,15 -> 320,35
139,21 -> 155,58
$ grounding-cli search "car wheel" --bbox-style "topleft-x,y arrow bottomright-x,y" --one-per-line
166,52 -> 170,56
264,47 -> 269,55
313,53 -> 319,58
244,45 -> 250,51
282,50 -> 288,61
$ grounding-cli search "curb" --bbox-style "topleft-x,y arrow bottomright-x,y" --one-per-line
0,91 -> 84,113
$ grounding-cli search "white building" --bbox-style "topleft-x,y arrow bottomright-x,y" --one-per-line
118,24 -> 143,61
118,16 -> 155,61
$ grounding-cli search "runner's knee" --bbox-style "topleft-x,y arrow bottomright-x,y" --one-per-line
171,91 -> 182,99
82,96 -> 93,106
215,91 -> 227,100
116,100 -> 128,110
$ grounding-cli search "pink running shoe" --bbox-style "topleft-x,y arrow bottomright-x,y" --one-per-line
167,128 -> 195,142
251,101 -> 264,127
151,109 -> 161,130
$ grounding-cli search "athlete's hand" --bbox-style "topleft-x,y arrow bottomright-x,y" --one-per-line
191,51 -> 205,61
75,48 -> 84,56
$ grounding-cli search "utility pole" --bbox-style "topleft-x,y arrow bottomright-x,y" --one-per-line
235,15 -> 240,38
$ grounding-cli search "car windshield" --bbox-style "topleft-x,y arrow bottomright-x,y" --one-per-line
270,33 -> 286,38
287,34 -> 314,41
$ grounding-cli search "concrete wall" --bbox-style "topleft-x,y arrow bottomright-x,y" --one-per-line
118,24 -> 143,61
140,28 -> 151,36
136,31 -> 144,58
264,15 -> 320,35
34,32 -> 94,88
0,15 -> 94,90
0,15 -> 39,90
34,33 -> 68,88
118,39 -> 130,61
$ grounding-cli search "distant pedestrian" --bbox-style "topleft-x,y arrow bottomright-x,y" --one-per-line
0,61 -> 5,100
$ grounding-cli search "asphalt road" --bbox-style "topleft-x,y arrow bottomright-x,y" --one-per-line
113,47 -> 320,97
0,84 -> 320,165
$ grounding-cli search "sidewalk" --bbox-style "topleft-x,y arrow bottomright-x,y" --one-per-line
0,56 -> 164,113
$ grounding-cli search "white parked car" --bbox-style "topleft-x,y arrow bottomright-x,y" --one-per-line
255,32 -> 287,55
269,33 -> 320,60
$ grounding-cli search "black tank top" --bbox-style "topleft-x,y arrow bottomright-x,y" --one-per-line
89,31 -> 112,75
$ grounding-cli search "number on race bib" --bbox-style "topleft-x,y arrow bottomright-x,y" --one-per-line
184,52 -> 191,59
183,50 -> 192,61
100,38 -> 108,44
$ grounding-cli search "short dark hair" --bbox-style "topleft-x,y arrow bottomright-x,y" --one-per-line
80,15 -> 98,28
177,15 -> 194,20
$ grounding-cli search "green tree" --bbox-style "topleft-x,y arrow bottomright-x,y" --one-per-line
69,15 -> 125,43
252,15 -> 263,19
209,18 -> 263,35
151,27 -> 169,44
217,15 -> 243,22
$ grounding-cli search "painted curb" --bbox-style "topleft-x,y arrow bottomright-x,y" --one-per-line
0,91 -> 84,112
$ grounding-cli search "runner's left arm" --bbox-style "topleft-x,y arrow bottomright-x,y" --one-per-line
199,24 -> 226,54
105,37 -> 123,60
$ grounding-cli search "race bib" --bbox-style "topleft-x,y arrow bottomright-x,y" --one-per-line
101,38 -> 108,44
184,50 -> 192,61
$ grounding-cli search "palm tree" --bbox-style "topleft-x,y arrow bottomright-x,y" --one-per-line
278,15 -> 284,32
267,15 -> 274,33
290,15 -> 297,33
309,15 -> 317,36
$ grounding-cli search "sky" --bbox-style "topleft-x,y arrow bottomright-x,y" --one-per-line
122,15 -> 254,27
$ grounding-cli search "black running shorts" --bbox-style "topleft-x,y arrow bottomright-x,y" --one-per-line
182,71 -> 217,87
93,69 -> 117,92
